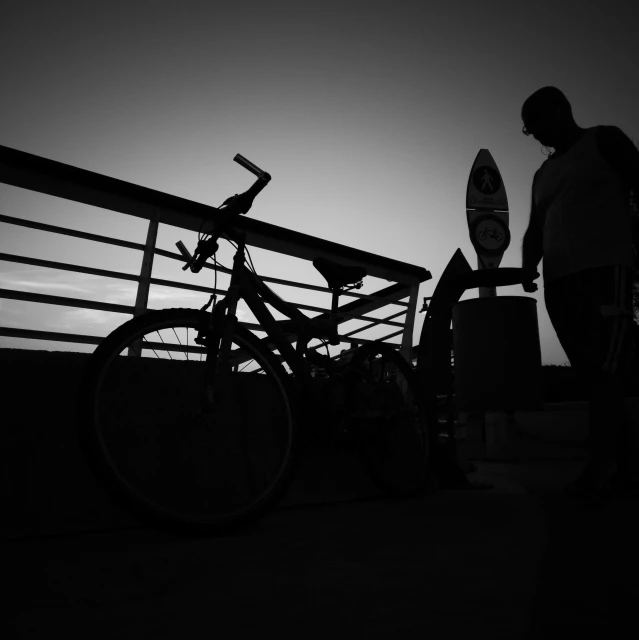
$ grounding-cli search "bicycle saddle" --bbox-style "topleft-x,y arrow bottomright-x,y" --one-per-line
313,257 -> 367,289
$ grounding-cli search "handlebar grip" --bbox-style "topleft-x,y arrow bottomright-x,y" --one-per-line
234,154 -> 266,177
175,240 -> 192,262
176,240 -> 193,271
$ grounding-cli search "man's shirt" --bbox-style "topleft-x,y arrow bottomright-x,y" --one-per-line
533,125 -> 635,285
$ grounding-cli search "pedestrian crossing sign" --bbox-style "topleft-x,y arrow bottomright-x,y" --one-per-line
466,149 -> 509,211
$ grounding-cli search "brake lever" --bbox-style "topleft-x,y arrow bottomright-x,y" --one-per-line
176,241 -> 194,271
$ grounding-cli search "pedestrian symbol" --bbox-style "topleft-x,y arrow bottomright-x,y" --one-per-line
466,149 -> 509,212
472,166 -> 501,195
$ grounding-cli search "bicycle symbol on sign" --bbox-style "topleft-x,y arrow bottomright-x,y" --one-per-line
477,227 -> 503,242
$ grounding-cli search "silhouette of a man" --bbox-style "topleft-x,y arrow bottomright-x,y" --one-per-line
521,86 -> 639,504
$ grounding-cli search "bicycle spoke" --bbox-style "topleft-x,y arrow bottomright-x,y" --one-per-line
85,310 -> 296,530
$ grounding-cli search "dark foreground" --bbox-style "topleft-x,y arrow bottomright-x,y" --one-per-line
4,459 -> 637,639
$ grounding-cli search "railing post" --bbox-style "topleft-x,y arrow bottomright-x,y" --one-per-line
133,211 -> 159,317
128,212 -> 159,357
400,283 -> 419,365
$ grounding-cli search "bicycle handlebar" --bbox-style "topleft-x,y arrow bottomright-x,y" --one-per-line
180,154 -> 271,272
234,153 -> 268,178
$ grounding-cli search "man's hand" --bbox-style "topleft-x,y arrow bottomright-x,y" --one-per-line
521,267 -> 540,293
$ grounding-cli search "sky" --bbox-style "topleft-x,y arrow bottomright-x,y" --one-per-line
1,0 -> 638,366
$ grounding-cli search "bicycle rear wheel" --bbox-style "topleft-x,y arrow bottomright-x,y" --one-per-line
77,308 -> 298,536
347,342 -> 436,497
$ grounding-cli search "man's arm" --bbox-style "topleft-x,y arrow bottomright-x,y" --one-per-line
521,170 -> 543,272
597,125 -> 639,196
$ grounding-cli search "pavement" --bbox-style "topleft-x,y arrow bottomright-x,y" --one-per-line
4,457 -> 638,639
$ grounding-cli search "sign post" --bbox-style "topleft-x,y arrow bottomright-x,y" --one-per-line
463,150 -> 511,459
465,150 -> 510,297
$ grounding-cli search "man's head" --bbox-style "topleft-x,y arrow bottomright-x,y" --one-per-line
521,86 -> 577,148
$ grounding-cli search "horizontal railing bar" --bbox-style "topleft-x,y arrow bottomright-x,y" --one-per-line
0,149 -> 427,357
0,220 -> 226,304
0,288 -> 134,314
0,213 -> 145,253
0,214 -> 238,278
155,246 -> 410,306
257,274 -> 409,305
0,326 -> 103,346
0,325 -> 396,360
151,272 -> 407,326
0,326 -> 251,360
0,326 -> 264,362
0,251 -> 143,284
239,320 -> 402,338
0,218 -> 412,308
0,224 -> 414,335
0,250 -> 393,317
0,286 -> 405,334
375,329 -> 404,343
288,303 -> 405,326
0,251 -> 232,298
256,275 -> 410,306
0,144 -> 431,285
149,276 -> 228,296
333,282 -> 412,319
341,309 -> 407,339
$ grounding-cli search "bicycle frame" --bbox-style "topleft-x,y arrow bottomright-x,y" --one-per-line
208,231 -> 329,380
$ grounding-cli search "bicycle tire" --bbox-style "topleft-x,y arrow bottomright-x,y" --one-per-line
76,308 -> 299,536
347,342 -> 437,498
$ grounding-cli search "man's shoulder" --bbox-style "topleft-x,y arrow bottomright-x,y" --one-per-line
595,124 -> 639,189
596,124 -> 636,156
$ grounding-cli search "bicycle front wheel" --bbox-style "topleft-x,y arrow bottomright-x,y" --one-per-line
77,308 -> 298,536
347,342 -> 437,498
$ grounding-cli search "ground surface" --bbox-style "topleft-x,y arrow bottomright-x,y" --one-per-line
5,459 -> 638,639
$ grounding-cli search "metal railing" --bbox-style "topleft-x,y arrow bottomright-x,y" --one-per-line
0,144 -> 432,364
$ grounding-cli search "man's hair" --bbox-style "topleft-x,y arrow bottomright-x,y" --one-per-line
521,86 -> 573,120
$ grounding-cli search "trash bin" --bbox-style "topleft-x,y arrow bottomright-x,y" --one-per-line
452,296 -> 543,412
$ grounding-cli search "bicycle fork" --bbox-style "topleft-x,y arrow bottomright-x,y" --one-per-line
199,318 -> 239,414
199,262 -> 243,415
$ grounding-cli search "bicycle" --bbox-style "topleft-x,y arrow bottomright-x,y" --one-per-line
76,154 -> 437,536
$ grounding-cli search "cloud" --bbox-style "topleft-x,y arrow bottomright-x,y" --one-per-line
0,266 -> 251,337
47,307 -> 122,329
0,274 -> 90,294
